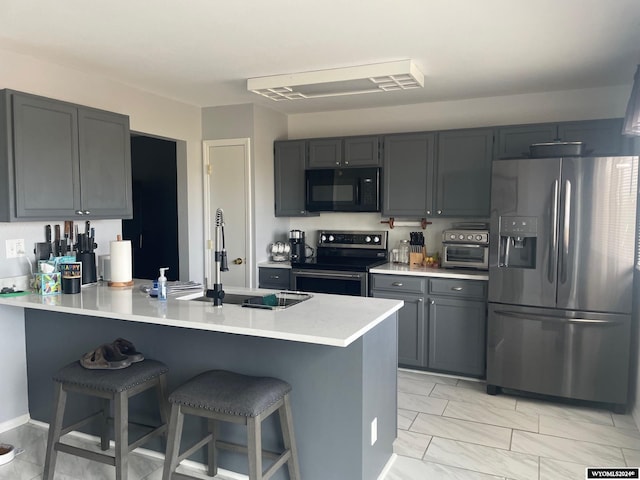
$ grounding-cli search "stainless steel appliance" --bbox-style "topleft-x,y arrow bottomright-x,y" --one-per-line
441,228 -> 489,270
305,167 -> 380,212
487,155 -> 638,410
291,230 -> 388,296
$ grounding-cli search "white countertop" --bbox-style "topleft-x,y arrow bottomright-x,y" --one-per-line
0,282 -> 402,348
259,261 -> 291,269
370,263 -> 489,281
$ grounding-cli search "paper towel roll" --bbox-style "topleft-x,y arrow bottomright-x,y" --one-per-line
109,240 -> 132,284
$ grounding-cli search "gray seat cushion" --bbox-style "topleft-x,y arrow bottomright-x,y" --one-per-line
169,370 -> 291,418
53,359 -> 168,393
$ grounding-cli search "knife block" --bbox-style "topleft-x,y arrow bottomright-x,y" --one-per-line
409,248 -> 425,268
76,252 -> 97,285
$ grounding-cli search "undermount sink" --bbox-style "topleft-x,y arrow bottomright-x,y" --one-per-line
184,292 -> 312,310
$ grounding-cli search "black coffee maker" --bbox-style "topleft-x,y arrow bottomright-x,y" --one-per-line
289,230 -> 306,264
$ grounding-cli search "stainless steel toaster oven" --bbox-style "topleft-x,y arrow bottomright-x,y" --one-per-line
441,229 -> 489,270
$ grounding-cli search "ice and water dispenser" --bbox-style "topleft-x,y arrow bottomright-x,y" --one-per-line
498,216 -> 537,268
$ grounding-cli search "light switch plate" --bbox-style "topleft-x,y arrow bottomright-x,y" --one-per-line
5,239 -> 25,258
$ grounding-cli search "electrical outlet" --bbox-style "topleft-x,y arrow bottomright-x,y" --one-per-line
370,417 -> 377,446
5,239 -> 26,258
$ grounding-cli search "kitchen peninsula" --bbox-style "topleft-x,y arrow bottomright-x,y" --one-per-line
0,283 -> 402,480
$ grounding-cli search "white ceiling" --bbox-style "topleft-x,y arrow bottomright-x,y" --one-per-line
1,0 -> 639,115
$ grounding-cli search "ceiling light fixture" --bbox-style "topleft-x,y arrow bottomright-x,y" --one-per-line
247,60 -> 424,101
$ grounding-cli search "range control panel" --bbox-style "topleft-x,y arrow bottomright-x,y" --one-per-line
317,230 -> 388,249
442,229 -> 489,245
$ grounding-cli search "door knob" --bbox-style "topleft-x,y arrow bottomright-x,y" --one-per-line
233,258 -> 243,265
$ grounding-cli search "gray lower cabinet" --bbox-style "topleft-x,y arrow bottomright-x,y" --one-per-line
427,296 -> 486,377
274,140 -> 317,217
496,118 -> 627,159
258,267 -> 291,290
371,273 -> 487,377
0,89 -> 132,221
370,275 -> 426,367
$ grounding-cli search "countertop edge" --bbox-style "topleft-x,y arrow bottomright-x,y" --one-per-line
0,289 -> 403,348
370,264 -> 489,281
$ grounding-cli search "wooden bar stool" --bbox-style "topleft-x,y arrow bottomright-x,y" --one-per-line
163,370 -> 300,480
43,359 -> 169,480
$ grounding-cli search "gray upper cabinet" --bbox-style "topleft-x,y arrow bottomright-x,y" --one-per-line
495,124 -> 557,159
496,118 -> 627,159
382,132 -> 435,217
307,136 -> 380,168
557,118 -> 625,155
78,108 -> 132,218
343,136 -> 380,167
0,90 -> 132,221
435,128 -> 494,217
307,138 -> 342,168
274,140 -> 318,217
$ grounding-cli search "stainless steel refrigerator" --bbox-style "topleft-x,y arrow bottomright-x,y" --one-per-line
487,155 -> 638,409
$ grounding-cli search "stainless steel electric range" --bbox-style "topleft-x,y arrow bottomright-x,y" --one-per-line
291,230 -> 388,297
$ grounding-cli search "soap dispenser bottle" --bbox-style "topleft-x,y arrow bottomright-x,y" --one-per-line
158,267 -> 169,301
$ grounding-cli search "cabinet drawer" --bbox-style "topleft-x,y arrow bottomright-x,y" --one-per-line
428,278 -> 486,299
371,274 -> 425,294
258,268 -> 290,289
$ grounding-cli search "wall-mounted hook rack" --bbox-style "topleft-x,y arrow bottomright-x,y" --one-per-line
380,218 -> 431,230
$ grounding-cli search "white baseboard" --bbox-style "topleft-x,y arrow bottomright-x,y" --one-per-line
28,420 -> 249,480
377,453 -> 397,480
0,414 -> 30,433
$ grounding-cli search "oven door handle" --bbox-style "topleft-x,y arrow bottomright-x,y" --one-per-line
293,271 -> 363,279
443,243 -> 483,248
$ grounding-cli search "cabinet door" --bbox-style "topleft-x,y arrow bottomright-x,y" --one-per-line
274,140 -> 317,217
12,93 -> 81,218
78,108 -> 132,218
372,289 -> 426,367
344,136 -> 380,167
436,128 -> 493,217
557,119 -> 625,156
382,133 -> 435,217
307,138 -> 342,168
495,124 -> 557,159
428,296 -> 486,377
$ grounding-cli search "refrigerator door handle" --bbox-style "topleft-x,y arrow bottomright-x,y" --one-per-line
560,180 -> 571,284
494,310 -> 624,326
548,179 -> 559,283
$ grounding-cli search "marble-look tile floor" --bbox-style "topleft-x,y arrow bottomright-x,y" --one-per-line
1,369 -> 639,479
385,369 -> 640,480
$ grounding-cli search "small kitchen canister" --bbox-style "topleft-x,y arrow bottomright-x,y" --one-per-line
398,240 -> 410,264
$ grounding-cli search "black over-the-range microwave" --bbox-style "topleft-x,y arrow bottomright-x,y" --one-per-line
305,167 -> 381,212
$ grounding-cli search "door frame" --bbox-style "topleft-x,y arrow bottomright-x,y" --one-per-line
202,138 -> 254,288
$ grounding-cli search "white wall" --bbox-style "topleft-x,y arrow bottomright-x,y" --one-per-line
202,104 -> 288,286
287,85 -> 631,138
0,305 -> 28,429
0,47 -> 204,282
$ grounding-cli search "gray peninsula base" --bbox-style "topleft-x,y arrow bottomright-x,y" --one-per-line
24,308 -> 398,480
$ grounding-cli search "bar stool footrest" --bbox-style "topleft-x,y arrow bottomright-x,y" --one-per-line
55,442 -> 116,466
176,433 -> 214,464
60,411 -> 104,437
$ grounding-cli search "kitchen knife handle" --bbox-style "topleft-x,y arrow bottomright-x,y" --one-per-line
45,225 -> 52,243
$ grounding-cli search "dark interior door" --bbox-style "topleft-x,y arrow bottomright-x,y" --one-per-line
122,135 -> 179,280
